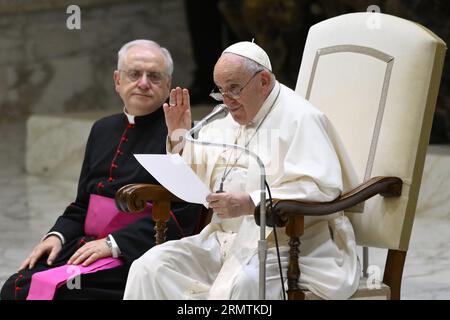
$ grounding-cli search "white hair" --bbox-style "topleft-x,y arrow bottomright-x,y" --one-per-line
117,39 -> 174,76
241,56 -> 276,83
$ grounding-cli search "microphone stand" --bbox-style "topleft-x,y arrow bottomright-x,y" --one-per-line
185,128 -> 268,300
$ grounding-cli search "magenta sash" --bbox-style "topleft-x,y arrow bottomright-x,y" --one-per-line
83,194 -> 151,238
27,194 -> 152,300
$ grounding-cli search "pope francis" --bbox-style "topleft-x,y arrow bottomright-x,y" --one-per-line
123,41 -> 361,300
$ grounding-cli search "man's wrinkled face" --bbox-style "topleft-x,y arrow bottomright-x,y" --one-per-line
213,54 -> 267,125
114,46 -> 171,116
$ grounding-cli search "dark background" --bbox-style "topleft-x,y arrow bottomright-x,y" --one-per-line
189,0 -> 449,143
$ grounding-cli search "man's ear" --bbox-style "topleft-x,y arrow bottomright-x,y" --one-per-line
260,70 -> 272,90
113,70 -> 120,92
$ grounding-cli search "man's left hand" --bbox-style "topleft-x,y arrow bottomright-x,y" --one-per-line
206,192 -> 255,219
68,238 -> 112,266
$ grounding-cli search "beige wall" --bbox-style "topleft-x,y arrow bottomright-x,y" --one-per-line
0,0 -> 193,122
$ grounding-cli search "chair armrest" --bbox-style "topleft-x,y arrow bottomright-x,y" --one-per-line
115,183 -> 183,213
254,176 -> 402,227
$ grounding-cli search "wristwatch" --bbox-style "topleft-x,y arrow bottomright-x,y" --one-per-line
105,235 -> 113,253
106,234 -> 120,258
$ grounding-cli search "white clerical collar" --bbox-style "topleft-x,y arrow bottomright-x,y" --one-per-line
123,107 -> 135,124
247,81 -> 281,128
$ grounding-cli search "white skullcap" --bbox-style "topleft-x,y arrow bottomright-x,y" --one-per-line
222,41 -> 272,71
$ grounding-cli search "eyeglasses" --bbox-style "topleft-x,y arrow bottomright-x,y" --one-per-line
120,69 -> 167,85
209,69 -> 263,101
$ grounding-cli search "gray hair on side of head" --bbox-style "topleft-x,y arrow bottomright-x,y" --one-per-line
241,56 -> 275,82
117,39 -> 174,76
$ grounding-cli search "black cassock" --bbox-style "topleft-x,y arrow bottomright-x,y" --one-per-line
1,108 -> 201,300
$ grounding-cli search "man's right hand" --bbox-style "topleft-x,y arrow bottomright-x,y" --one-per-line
18,235 -> 62,271
163,87 -> 192,146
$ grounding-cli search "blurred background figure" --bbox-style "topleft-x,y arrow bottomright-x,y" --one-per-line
217,0 -> 450,142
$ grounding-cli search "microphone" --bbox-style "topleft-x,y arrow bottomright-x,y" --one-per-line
188,104 -> 229,136
183,102 -> 267,299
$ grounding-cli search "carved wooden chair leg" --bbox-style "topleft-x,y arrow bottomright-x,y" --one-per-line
152,200 -> 171,245
286,215 -> 306,300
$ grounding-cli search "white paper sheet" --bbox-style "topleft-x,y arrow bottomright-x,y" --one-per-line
134,154 -> 210,207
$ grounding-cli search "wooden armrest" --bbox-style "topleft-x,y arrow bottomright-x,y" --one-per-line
115,183 -> 183,213
254,176 -> 402,227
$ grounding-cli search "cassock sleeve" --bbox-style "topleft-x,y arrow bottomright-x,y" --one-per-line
109,216 -> 156,264
47,124 -> 95,242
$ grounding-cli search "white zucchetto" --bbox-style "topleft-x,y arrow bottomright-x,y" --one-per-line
222,41 -> 272,71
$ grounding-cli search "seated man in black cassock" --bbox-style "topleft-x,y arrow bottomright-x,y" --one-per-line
0,39 -> 201,300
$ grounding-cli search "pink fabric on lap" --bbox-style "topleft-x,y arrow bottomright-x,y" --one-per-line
27,194 -> 152,300
27,258 -> 123,300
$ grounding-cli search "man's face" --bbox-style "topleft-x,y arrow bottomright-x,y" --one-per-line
114,46 -> 171,116
213,54 -> 267,125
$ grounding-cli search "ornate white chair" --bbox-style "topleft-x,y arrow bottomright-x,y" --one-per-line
258,12 -> 446,300
115,12 -> 446,300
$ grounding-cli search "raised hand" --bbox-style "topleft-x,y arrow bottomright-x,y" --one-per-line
163,87 -> 192,146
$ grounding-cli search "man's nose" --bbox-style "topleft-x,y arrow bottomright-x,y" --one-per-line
223,94 -> 237,105
137,74 -> 150,89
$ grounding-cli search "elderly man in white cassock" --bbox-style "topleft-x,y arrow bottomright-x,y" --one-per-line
124,41 -> 361,300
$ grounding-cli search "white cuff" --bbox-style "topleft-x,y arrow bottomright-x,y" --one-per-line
108,234 -> 122,258
42,231 -> 65,245
166,132 -> 186,155
249,190 -> 261,208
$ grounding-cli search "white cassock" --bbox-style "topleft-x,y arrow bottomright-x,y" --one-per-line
124,81 -> 361,300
